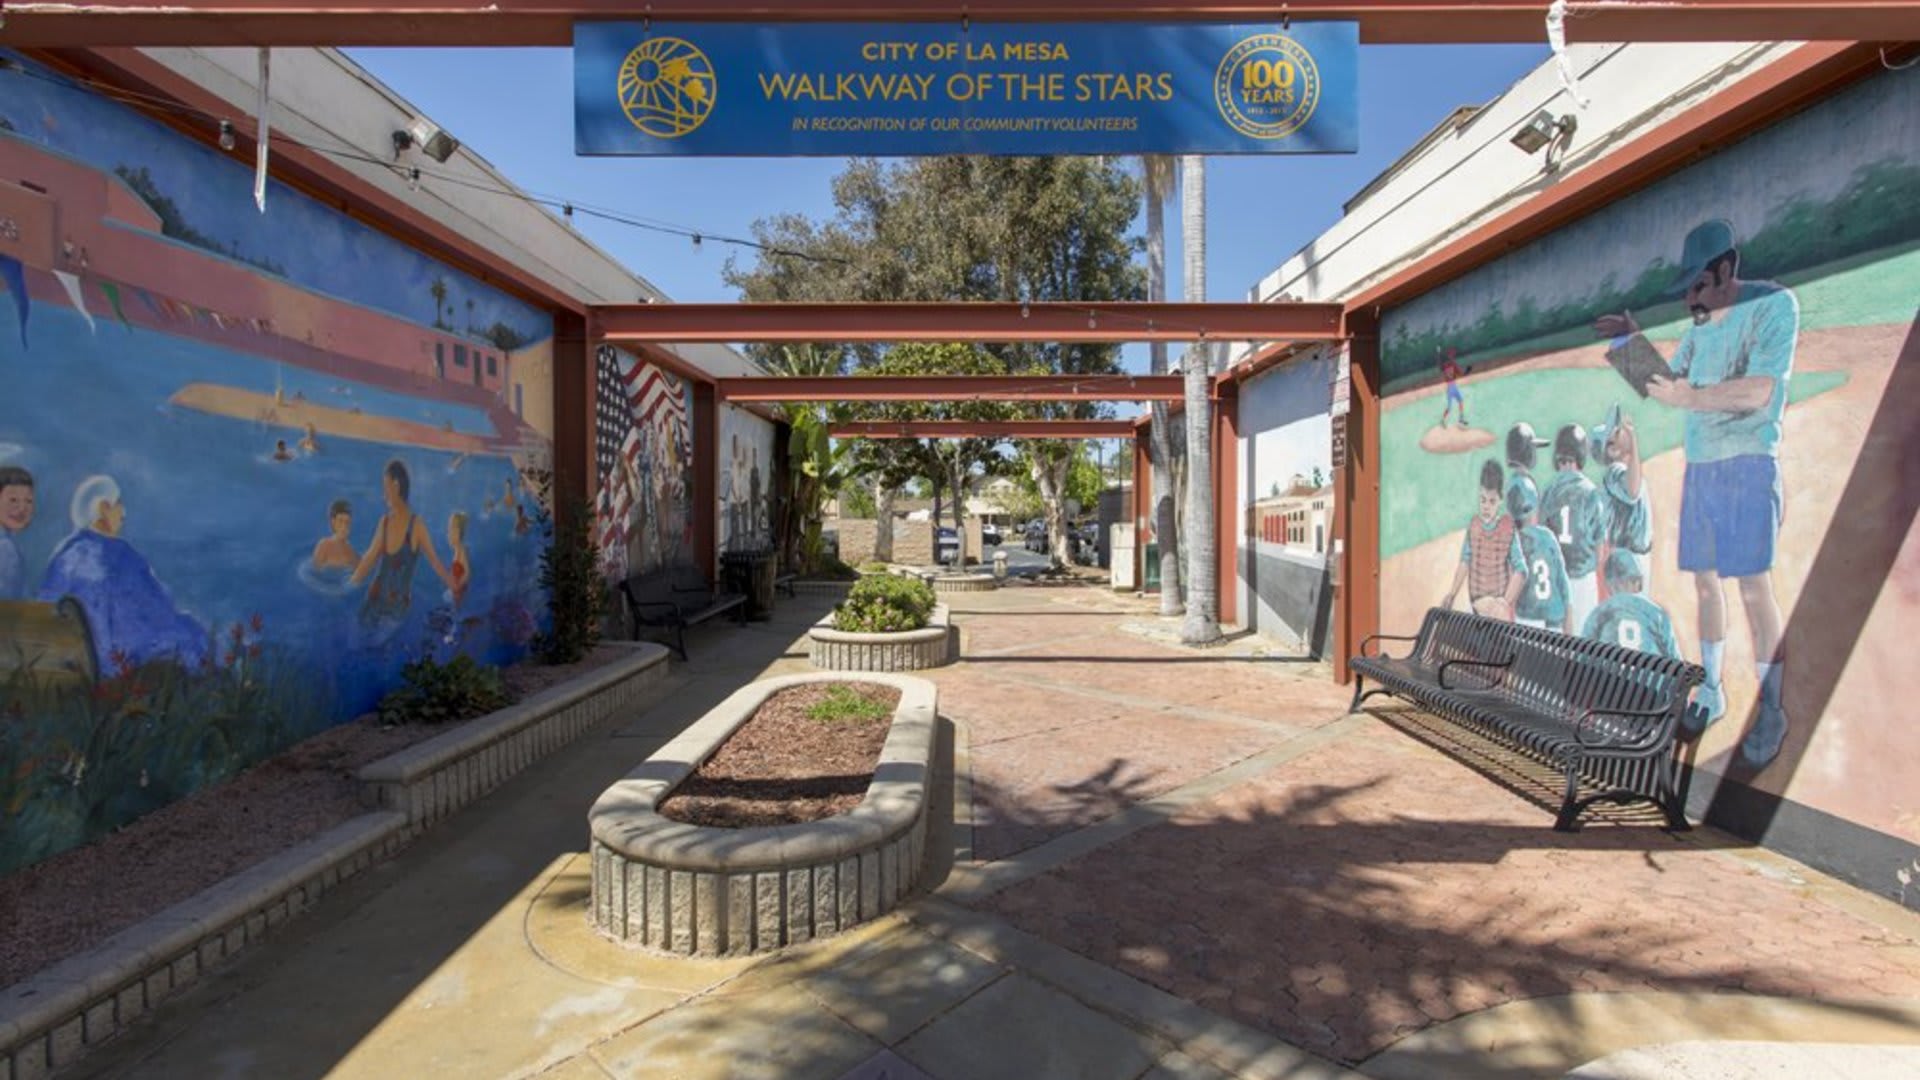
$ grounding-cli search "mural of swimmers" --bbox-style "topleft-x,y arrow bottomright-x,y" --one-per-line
1433,218 -> 1795,770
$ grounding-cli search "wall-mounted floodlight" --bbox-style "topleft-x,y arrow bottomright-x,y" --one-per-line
392,119 -> 460,163
1511,109 -> 1577,157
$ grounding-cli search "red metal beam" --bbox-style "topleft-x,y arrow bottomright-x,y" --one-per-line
719,374 -> 1185,402
597,302 -> 1342,345
5,2 -> 1917,47
830,420 -> 1138,439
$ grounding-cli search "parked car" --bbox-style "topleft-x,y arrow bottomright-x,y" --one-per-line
1024,522 -> 1047,553
981,523 -> 1002,546
935,527 -> 959,565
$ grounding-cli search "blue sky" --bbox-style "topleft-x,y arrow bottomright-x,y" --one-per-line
348,42 -> 1549,322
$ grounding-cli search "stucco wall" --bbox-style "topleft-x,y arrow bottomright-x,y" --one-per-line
1236,347 -> 1335,654
0,59 -> 554,876
1376,68 -> 1920,905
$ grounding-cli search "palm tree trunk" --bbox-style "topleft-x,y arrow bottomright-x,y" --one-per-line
1179,155 -> 1220,644
1143,155 -> 1182,614
873,480 -> 896,562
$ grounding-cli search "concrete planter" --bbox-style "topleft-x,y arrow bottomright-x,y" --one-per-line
809,604 -> 952,672
358,641 -> 672,829
588,672 -> 937,956
0,642 -> 669,1080
931,573 -> 997,594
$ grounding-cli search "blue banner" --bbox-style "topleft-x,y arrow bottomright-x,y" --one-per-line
574,21 -> 1357,157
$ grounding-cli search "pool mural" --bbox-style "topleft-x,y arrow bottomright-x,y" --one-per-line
1236,346 -> 1335,654
593,344 -> 696,582
1375,69 -> 1920,862
720,404 -> 777,554
0,57 -> 555,875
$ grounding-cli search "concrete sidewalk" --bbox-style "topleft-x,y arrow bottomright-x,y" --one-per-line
71,583 -> 1920,1080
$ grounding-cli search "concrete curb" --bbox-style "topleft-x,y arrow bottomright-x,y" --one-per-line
1,642 -> 670,1080
589,672 -> 938,956
358,641 -> 671,827
932,574 -> 998,594
0,811 -> 407,1080
808,605 -> 953,672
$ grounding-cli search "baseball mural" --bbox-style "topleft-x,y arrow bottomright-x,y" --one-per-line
1376,68 -> 1919,853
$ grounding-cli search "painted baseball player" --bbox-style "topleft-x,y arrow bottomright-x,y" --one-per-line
1593,218 -> 1796,768
1505,421 -> 1550,484
1582,550 -> 1683,661
1507,473 -> 1572,634
1536,423 -> 1608,634
1441,459 -> 1526,620
1588,403 -> 1653,558
1437,347 -> 1470,429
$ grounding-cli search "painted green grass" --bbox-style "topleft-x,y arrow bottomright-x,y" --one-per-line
1382,368 -> 1848,560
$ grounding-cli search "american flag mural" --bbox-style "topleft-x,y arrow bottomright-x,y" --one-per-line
594,345 -> 692,580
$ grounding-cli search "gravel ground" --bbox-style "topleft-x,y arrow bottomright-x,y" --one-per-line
0,645 -> 629,991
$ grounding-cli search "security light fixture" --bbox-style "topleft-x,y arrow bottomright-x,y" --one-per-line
392,119 -> 460,163
1511,109 -> 1577,156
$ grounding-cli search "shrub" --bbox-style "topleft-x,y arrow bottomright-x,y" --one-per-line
534,499 -> 604,665
831,574 -> 936,634
378,655 -> 509,726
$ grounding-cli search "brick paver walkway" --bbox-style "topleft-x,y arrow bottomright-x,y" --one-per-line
67,578 -> 1920,1080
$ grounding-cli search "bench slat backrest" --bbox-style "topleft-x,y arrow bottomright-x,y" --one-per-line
623,567 -> 679,609
1414,609 -> 1704,728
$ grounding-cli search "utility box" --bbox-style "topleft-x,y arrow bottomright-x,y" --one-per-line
1110,523 -> 1136,590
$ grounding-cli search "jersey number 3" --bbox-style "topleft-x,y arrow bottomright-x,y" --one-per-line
1531,558 -> 1553,601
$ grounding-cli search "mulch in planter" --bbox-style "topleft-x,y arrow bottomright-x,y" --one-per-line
658,683 -> 903,828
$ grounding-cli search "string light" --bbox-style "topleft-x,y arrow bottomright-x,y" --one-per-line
217,119 -> 236,152
692,233 -> 703,250
1020,302 -> 1030,319
407,167 -> 421,192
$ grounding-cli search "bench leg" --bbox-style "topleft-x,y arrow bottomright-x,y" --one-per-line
672,624 -> 688,662
1553,766 -> 1584,832
1349,679 -> 1387,714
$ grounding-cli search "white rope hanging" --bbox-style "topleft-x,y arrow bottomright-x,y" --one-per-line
1546,1 -> 1591,109
253,48 -> 272,212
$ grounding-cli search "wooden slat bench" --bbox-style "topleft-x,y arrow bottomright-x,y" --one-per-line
1350,608 -> 1704,831
619,562 -> 746,661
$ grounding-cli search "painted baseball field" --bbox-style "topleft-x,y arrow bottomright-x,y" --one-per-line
1376,67 -> 1919,875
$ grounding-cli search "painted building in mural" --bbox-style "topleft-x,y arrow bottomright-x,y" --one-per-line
719,403 -> 778,555
0,57 -> 554,875
1236,347 -> 1336,655
593,344 -> 696,582
1377,68 -> 1919,891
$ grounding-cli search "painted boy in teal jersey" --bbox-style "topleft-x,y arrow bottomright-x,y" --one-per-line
1537,423 -> 1608,634
1583,550 -> 1682,662
1588,403 -> 1653,557
1507,473 -> 1571,634
1593,219 -> 1795,768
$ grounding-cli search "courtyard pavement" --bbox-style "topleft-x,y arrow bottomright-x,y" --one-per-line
71,581 -> 1920,1079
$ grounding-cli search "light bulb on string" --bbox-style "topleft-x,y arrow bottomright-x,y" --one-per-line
218,120 -> 236,152
407,167 -> 421,192
1087,311 -> 1097,330
1020,302 -> 1030,319
692,233 -> 703,251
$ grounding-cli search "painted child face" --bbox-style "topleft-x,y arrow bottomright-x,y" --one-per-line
1478,488 -> 1501,524
0,485 -> 33,532
331,512 -> 351,540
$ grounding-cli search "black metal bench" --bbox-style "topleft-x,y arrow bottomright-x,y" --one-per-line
1351,608 -> 1704,831
773,571 -> 797,599
619,562 -> 746,660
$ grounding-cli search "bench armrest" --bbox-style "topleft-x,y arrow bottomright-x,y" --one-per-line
1575,702 -> 1678,750
1358,632 -> 1420,658
1437,655 -> 1512,690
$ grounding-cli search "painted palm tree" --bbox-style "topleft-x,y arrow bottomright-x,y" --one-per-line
1179,154 -> 1220,645
1143,155 -> 1183,615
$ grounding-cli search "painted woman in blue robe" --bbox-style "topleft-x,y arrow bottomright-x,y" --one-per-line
38,474 -> 210,673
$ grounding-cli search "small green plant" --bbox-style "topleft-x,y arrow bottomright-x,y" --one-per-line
857,560 -> 889,573
805,684 -> 893,724
832,574 -> 936,634
535,498 -> 604,665
377,655 -> 509,726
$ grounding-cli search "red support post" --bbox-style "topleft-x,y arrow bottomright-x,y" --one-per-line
551,310 -> 592,512
1214,382 -> 1239,628
1335,320 -> 1382,685
1132,426 -> 1151,592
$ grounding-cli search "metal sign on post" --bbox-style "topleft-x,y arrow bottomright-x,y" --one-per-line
575,21 -> 1358,157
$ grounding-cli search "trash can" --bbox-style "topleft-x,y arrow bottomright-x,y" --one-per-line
721,547 -> 778,621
